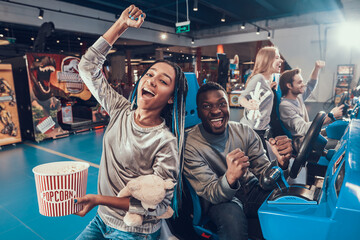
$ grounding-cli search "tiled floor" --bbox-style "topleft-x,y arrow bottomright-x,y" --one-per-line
0,129 -> 104,240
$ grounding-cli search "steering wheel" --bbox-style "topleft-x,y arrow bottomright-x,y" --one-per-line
290,111 -> 327,178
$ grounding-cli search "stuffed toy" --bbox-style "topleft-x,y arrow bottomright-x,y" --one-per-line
118,174 -> 175,227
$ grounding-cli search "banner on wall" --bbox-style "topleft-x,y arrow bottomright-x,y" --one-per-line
0,64 -> 22,146
25,53 -> 92,142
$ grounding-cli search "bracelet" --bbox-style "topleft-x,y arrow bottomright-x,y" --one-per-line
328,112 -> 336,122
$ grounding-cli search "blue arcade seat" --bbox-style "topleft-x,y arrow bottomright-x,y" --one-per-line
184,179 -> 219,240
272,85 -> 292,139
184,72 -> 201,129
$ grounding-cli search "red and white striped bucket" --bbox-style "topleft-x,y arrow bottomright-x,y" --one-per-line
32,161 -> 89,217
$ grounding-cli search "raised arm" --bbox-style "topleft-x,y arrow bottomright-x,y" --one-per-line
78,5 -> 146,115
103,5 -> 146,45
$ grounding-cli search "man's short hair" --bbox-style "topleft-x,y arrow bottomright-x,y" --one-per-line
279,68 -> 301,96
196,82 -> 227,107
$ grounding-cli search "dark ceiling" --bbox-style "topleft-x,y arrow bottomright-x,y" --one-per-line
0,0 -> 343,61
57,0 -> 343,31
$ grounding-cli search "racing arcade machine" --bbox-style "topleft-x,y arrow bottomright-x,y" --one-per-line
258,112 -> 360,240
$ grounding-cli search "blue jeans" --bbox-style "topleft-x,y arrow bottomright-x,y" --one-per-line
76,214 -> 161,240
208,201 -> 248,240
208,185 -> 271,240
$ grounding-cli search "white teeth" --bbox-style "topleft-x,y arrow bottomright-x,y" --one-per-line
143,87 -> 155,96
39,66 -> 55,72
211,118 -> 222,122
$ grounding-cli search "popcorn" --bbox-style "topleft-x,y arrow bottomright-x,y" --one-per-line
49,163 -> 87,175
33,161 -> 89,217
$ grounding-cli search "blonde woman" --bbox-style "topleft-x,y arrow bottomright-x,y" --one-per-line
239,46 -> 283,155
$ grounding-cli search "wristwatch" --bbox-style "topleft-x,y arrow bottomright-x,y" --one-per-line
328,112 -> 336,122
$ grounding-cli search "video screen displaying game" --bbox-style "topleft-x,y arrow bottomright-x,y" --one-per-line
337,65 -> 354,75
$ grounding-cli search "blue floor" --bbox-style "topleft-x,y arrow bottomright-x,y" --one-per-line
0,129 -> 105,240
0,102 -> 328,240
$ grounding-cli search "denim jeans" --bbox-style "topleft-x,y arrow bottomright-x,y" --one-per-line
208,184 -> 271,240
76,213 -> 161,240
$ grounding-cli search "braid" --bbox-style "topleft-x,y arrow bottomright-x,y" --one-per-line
129,60 -> 188,217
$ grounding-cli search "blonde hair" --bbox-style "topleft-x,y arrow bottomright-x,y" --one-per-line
246,46 -> 279,87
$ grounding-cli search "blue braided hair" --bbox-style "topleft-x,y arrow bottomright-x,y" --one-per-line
130,60 -> 188,217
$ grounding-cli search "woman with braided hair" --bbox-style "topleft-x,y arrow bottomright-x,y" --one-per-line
75,5 -> 188,240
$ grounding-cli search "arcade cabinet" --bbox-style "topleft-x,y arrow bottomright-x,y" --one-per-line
259,118 -> 360,240
5,53 -> 107,142
334,64 -> 354,105
0,64 -> 22,147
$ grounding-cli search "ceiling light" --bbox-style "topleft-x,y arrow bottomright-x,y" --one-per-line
191,38 -> 195,44
31,37 -> 34,41
0,37 -> 10,46
109,48 -> 117,54
241,22 -> 245,29
267,32 -> 271,39
221,14 -> 225,22
193,0 -> 198,11
125,59 -> 143,62
256,27 -> 260,35
243,61 -> 254,64
161,33 -> 167,40
141,60 -> 156,64
56,40 -> 60,43
201,58 -> 216,62
38,9 -> 44,20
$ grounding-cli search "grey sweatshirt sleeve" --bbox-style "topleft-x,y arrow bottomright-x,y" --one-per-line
302,79 -> 317,101
78,36 -> 129,116
279,101 -> 312,137
184,144 -> 239,205
240,124 -> 280,189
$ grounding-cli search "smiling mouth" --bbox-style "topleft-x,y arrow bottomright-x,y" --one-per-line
141,87 -> 155,98
210,118 -> 223,128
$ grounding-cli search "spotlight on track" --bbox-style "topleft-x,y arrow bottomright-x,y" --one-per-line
221,14 -> 225,22
38,9 -> 44,20
193,0 -> 198,11
241,22 -> 245,29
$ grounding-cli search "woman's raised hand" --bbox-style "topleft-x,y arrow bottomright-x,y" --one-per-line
119,5 -> 146,29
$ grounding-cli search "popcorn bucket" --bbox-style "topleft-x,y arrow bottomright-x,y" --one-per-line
32,161 -> 89,217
